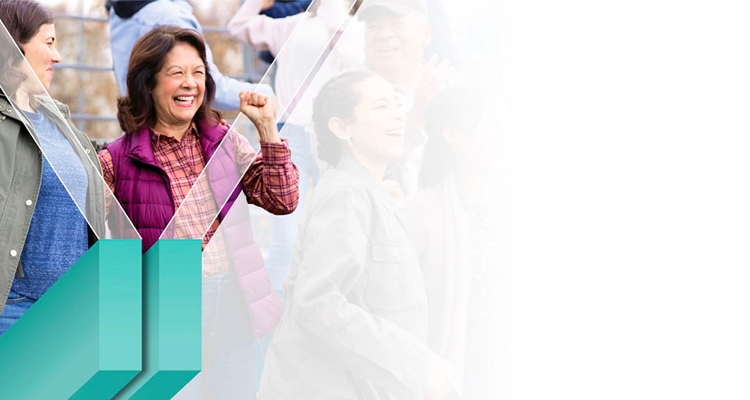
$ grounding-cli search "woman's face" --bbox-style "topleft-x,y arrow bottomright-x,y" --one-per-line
20,23 -> 61,92
346,76 -> 407,163
151,43 -> 205,128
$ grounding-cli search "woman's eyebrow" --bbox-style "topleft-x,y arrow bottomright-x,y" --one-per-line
166,64 -> 203,70
370,97 -> 389,105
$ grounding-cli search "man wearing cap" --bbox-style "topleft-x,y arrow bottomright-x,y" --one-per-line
359,0 -> 432,90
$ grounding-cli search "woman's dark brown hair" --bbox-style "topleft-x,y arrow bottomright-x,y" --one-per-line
0,0 -> 54,98
0,0 -> 52,51
312,70 -> 375,166
117,26 -> 220,133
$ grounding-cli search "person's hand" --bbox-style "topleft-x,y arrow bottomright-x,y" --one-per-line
240,91 -> 275,126
261,0 -> 275,11
239,91 -> 281,143
423,355 -> 453,400
409,55 -> 453,130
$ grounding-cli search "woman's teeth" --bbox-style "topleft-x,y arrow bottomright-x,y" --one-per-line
385,129 -> 405,137
174,95 -> 195,107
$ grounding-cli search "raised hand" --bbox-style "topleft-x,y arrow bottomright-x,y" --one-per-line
410,55 -> 454,130
239,91 -> 281,143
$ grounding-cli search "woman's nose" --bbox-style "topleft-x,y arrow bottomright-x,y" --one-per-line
392,104 -> 406,120
51,47 -> 62,63
182,75 -> 197,89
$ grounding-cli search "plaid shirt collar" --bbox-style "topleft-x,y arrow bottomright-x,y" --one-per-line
150,121 -> 200,147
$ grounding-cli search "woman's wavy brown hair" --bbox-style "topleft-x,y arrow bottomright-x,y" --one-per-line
116,26 -> 221,133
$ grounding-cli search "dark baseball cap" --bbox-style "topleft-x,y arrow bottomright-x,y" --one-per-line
357,0 -> 429,21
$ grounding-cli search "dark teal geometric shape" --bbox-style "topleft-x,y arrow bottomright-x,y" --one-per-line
114,240 -> 203,399
0,240 -> 142,399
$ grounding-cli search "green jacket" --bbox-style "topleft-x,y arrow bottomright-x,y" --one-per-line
0,93 -> 104,315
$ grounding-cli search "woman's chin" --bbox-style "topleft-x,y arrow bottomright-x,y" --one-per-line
172,101 -> 202,116
39,74 -> 53,92
388,145 -> 406,161
22,81 -> 48,96
170,108 -> 198,122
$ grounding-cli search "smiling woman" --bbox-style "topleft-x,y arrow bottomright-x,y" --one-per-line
256,71 -> 452,399
312,71 -> 407,175
98,25 -> 299,253
0,0 -> 103,335
95,25 -> 300,398
113,27 -> 219,136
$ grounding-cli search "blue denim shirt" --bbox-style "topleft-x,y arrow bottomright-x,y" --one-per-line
108,0 -> 274,110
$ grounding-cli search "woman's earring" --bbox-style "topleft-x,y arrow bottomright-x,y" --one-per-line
346,137 -> 353,147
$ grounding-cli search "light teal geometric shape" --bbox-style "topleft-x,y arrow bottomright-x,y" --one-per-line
0,240 -> 142,399
114,240 -> 203,399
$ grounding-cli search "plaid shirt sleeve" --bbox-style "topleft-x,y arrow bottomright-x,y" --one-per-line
97,149 -> 117,213
230,131 -> 300,215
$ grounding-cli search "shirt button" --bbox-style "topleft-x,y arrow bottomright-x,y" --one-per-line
10,250 -> 17,257
85,149 -> 91,154
5,108 -> 11,113
25,200 -> 32,206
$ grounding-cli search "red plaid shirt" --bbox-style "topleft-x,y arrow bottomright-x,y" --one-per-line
98,124 -> 299,276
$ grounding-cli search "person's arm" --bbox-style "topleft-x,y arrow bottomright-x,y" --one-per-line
261,0 -> 312,18
228,0 -> 300,57
230,91 -> 299,215
236,136 -> 299,215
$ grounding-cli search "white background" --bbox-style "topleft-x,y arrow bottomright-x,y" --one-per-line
494,0 -> 750,398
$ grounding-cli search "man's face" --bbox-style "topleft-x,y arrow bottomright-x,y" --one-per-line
364,11 -> 431,78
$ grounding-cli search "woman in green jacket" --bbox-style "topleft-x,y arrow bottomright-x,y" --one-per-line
0,0 -> 104,335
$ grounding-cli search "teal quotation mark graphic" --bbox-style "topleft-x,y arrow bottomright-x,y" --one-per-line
115,240 -> 202,399
0,239 -> 203,399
